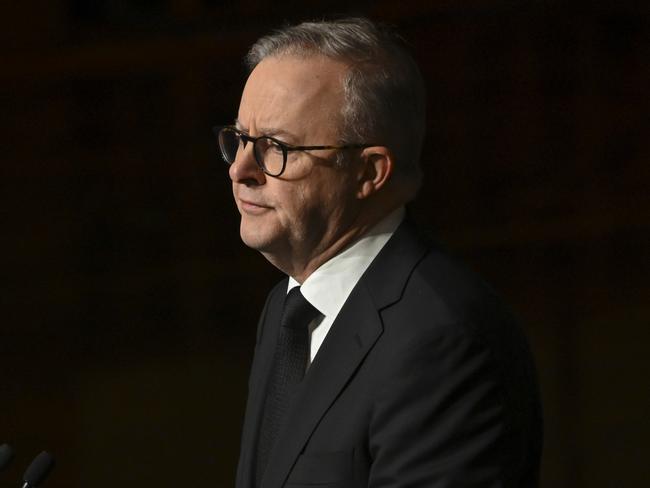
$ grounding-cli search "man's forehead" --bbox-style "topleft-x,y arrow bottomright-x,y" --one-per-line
245,56 -> 345,101
237,55 -> 347,139
234,118 -> 298,140
252,53 -> 347,79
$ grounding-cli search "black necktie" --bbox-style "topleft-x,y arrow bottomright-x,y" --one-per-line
255,286 -> 320,485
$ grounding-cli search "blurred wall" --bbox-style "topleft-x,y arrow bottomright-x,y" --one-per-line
2,1 -> 649,487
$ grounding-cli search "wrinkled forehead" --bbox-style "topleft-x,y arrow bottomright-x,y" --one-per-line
237,55 -> 348,143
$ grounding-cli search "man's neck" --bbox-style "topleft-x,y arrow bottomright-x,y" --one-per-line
263,205 -> 405,283
263,222 -> 372,284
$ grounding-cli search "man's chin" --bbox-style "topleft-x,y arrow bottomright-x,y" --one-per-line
240,228 -> 276,254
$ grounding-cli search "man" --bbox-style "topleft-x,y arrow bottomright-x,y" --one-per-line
219,17 -> 542,488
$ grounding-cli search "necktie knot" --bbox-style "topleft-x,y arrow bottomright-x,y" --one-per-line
281,287 -> 320,330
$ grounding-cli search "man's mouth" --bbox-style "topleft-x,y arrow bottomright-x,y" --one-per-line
238,198 -> 272,214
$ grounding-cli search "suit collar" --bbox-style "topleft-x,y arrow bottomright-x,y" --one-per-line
362,219 -> 431,309
289,206 -> 405,319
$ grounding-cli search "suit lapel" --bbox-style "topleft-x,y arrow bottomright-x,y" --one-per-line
261,285 -> 383,488
238,282 -> 286,488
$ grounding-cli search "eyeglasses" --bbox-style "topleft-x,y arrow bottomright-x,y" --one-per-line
214,125 -> 373,177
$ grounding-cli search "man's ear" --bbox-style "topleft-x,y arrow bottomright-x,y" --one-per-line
356,146 -> 394,200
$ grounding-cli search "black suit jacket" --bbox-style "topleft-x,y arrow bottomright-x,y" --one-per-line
236,221 -> 542,488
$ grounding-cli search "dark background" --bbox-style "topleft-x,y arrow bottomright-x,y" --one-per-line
2,1 -> 649,487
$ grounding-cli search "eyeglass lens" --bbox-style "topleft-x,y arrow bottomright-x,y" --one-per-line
218,128 -> 240,165
218,128 -> 285,176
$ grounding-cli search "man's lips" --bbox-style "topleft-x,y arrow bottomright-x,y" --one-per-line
238,198 -> 272,214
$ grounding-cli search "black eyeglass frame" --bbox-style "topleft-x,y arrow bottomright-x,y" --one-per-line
214,125 -> 375,176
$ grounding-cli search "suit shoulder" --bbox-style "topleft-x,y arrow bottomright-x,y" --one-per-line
380,243 -> 536,375
400,245 -> 510,327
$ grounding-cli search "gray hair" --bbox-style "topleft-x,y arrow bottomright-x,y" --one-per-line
245,17 -> 426,190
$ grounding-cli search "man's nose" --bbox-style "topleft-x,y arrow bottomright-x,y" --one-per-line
228,143 -> 265,184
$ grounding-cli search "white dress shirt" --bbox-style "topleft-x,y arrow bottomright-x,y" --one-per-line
287,207 -> 405,364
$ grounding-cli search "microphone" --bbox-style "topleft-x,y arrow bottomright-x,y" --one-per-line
0,444 -> 15,470
22,451 -> 55,488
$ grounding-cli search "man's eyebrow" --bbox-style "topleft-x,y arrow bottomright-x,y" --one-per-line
233,119 -> 298,142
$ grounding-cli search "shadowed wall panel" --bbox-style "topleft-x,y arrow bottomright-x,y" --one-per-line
2,2 -> 648,487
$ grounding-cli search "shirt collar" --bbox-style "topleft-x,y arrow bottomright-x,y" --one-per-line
287,207 -> 405,319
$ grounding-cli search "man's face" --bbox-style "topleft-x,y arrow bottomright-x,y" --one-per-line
229,55 -> 362,269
